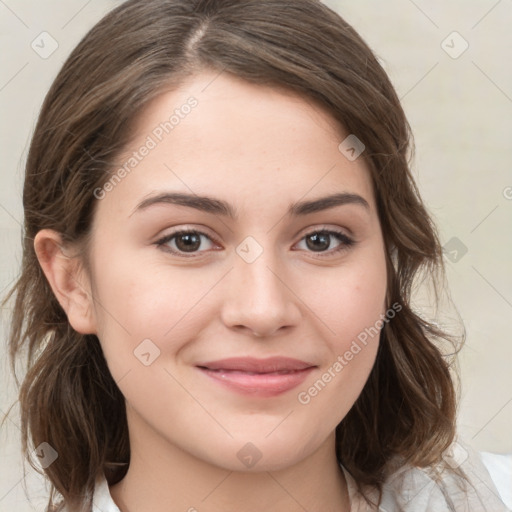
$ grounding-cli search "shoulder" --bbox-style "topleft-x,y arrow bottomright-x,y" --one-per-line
342,440 -> 511,511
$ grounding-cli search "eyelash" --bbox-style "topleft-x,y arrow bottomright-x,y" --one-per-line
155,227 -> 355,259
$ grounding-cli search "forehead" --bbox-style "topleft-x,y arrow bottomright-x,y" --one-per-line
97,70 -> 376,219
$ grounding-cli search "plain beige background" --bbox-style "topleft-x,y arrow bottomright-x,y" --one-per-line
1,0 -> 511,510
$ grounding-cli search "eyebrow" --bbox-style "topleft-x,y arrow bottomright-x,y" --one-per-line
129,191 -> 370,218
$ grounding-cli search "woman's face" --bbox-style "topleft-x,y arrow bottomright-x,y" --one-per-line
86,70 -> 388,471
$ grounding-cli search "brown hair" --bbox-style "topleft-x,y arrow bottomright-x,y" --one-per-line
3,0 -> 465,510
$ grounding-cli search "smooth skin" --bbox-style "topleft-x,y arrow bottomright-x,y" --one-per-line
35,70 -> 388,512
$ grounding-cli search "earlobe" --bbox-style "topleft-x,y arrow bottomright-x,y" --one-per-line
33,229 -> 97,335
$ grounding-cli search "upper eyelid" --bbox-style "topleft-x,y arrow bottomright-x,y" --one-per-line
157,226 -> 220,244
295,224 -> 352,239
157,224 -> 352,241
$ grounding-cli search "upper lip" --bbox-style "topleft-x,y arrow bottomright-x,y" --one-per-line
197,357 -> 316,373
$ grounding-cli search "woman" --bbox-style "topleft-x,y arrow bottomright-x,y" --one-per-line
3,0 -> 509,510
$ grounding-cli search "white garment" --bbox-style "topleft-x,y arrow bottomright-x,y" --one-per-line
480,451 -> 512,509
73,442 -> 511,511
340,441 -> 511,511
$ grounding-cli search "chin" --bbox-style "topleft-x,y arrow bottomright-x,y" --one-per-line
193,431 -> 323,473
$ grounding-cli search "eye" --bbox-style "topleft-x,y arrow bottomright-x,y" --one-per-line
155,227 -> 355,258
155,229 -> 219,257
294,228 -> 355,257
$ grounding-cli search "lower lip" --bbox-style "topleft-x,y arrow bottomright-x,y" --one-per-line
198,367 -> 315,397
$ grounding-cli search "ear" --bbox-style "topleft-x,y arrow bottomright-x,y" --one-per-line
33,229 -> 97,335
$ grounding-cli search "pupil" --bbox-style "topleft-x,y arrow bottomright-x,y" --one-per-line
177,233 -> 200,252
307,232 -> 329,251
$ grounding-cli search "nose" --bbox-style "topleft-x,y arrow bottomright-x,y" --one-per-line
220,246 -> 302,338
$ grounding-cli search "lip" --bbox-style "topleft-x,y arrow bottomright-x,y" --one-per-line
196,357 -> 317,397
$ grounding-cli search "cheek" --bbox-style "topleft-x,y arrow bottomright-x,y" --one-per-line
306,252 -> 387,347
90,245 -> 226,379
295,250 -> 387,409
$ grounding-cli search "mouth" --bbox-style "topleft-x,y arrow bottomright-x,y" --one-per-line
196,357 -> 317,397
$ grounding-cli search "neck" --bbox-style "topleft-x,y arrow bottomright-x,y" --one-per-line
109,408 -> 350,512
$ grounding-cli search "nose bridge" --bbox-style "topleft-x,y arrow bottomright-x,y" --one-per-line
221,237 -> 300,336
